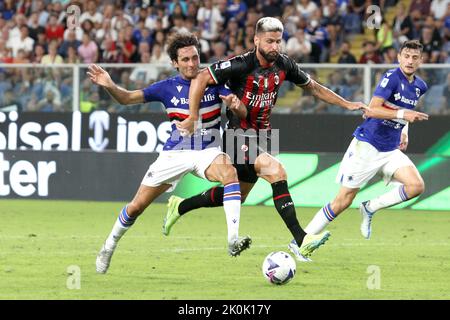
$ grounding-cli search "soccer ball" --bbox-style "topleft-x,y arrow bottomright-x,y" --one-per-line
262,251 -> 296,285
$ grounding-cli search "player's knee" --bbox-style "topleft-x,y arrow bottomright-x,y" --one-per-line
220,165 -> 238,185
416,180 -> 425,195
263,164 -> 287,182
255,156 -> 286,181
275,166 -> 287,181
407,180 -> 425,198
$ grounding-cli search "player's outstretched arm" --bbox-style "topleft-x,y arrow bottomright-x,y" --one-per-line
87,64 -> 144,105
176,69 -> 216,134
364,97 -> 429,123
303,79 -> 367,111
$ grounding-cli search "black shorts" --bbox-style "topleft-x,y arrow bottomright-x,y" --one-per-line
222,129 -> 273,184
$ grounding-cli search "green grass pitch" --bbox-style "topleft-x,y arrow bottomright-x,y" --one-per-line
1,199 -> 449,300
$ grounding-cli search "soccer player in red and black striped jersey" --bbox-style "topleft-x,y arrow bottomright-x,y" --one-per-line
167,17 -> 367,261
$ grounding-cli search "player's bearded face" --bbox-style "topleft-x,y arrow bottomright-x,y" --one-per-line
258,46 -> 279,62
256,32 -> 282,63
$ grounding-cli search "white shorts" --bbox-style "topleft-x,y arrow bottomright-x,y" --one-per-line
336,138 -> 415,189
141,147 -> 225,192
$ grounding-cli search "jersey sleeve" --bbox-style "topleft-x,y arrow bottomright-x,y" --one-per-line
217,83 -> 233,96
420,81 -> 428,96
373,72 -> 398,100
284,57 -> 311,86
207,56 -> 247,85
142,81 -> 165,103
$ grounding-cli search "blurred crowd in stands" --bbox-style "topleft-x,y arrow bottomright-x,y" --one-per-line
0,0 -> 449,114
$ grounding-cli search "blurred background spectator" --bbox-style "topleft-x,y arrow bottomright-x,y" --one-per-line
338,41 -> 357,63
0,0 -> 447,114
41,39 -> 63,64
359,40 -> 382,63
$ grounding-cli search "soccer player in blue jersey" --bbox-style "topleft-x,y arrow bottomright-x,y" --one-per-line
87,32 -> 251,274
304,40 -> 430,239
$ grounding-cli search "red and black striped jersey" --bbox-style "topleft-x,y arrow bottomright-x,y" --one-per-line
207,50 -> 311,130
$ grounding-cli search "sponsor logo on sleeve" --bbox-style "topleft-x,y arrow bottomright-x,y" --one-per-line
220,61 -> 231,69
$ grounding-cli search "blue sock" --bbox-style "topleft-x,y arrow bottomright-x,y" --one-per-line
118,206 -> 136,227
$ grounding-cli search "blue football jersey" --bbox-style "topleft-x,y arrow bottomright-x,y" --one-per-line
353,67 -> 428,151
142,75 -> 231,151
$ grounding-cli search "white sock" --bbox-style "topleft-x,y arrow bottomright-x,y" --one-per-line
366,185 -> 408,212
305,203 -> 336,235
105,220 -> 129,250
104,206 -> 136,251
223,182 -> 241,244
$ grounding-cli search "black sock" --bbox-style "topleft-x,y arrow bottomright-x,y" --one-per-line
271,180 -> 306,245
178,186 -> 224,215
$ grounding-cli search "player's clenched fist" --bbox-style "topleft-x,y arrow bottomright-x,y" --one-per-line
220,94 -> 247,119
